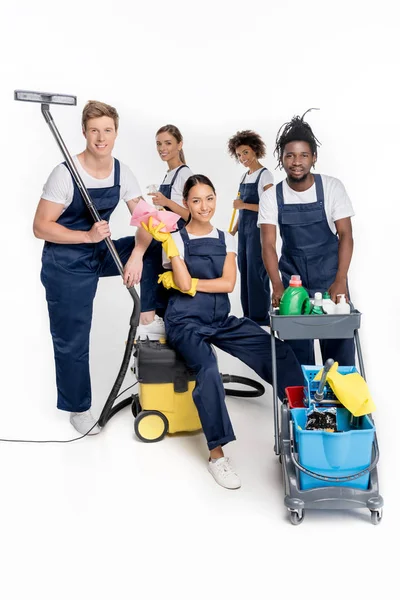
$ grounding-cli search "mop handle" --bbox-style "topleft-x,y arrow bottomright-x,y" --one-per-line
228,209 -> 237,233
314,358 -> 335,401
228,192 -> 240,233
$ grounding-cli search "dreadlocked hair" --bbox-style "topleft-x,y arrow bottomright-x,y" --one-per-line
274,108 -> 321,169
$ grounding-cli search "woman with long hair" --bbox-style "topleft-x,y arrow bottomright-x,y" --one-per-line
136,125 -> 193,339
142,174 -> 303,488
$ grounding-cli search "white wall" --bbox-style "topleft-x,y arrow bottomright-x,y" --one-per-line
1,0 -> 398,593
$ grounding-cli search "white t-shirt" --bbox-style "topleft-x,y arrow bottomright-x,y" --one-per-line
41,156 -> 142,212
161,165 -> 193,207
240,167 -> 274,200
162,228 -> 237,269
257,174 -> 355,235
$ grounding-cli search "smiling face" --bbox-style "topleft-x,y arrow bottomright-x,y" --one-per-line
184,183 -> 216,223
235,144 -> 258,170
83,116 -> 117,157
282,140 -> 316,184
156,131 -> 182,162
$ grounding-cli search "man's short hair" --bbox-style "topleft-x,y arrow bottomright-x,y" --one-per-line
82,100 -> 119,131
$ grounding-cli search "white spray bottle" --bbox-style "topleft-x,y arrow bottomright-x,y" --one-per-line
335,294 -> 351,314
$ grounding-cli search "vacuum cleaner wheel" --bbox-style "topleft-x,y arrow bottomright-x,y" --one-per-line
134,410 -> 169,443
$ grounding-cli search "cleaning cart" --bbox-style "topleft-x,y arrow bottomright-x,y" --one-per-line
270,305 -> 384,525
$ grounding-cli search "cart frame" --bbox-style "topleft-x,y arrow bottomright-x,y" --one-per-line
269,307 -> 384,525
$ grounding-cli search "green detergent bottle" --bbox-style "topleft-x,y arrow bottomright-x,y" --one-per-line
279,275 -> 311,316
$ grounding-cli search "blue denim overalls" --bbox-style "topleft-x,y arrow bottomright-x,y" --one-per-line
238,168 -> 271,325
41,159 -> 156,411
277,174 -> 355,366
164,228 -> 303,450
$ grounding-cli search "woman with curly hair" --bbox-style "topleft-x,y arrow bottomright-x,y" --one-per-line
227,130 -> 273,326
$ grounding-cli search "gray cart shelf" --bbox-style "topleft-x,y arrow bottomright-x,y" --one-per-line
270,307 -> 384,525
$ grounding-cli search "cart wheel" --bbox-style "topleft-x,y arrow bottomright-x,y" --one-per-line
131,395 -> 141,418
134,410 -> 168,443
289,509 -> 304,525
370,509 -> 383,525
278,454 -> 282,464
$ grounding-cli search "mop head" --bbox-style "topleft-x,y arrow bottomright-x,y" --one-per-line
314,362 -> 376,416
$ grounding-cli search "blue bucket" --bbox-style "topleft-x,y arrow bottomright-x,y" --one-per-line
291,407 -> 375,490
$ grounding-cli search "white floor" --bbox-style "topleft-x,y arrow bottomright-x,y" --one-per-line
1,332 -> 396,599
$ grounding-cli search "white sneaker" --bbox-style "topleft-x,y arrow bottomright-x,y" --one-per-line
136,315 -> 166,341
70,409 -> 101,435
208,457 -> 241,489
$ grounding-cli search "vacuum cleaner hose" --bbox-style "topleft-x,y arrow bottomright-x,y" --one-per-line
98,287 -> 140,427
221,374 -> 265,398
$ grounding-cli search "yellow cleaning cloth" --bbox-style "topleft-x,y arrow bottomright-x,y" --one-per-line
314,361 -> 376,417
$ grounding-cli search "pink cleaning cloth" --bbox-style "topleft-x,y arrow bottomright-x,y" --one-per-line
130,199 -> 180,232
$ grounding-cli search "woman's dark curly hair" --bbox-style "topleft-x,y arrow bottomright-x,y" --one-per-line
227,130 -> 266,160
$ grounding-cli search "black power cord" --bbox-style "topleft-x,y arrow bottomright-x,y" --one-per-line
0,371 -> 266,444
0,382 -> 138,444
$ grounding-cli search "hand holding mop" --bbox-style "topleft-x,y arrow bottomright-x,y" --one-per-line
228,192 -> 240,233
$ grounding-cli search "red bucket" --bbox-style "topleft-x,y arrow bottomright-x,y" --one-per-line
285,386 -> 305,409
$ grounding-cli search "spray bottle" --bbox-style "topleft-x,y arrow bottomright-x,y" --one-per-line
279,275 -> 311,316
335,294 -> 351,314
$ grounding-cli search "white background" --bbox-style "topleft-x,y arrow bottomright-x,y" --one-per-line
1,1 -> 399,598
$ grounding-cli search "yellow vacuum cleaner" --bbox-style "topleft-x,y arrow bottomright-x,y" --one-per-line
131,339 -> 198,442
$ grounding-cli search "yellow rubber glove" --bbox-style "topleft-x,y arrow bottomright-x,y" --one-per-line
158,271 -> 198,297
141,216 -> 180,259
314,361 -> 376,416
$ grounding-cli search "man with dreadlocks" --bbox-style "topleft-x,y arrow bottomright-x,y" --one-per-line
258,110 -> 355,366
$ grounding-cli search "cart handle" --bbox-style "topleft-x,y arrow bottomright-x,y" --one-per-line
313,358 -> 335,402
289,420 -> 379,483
